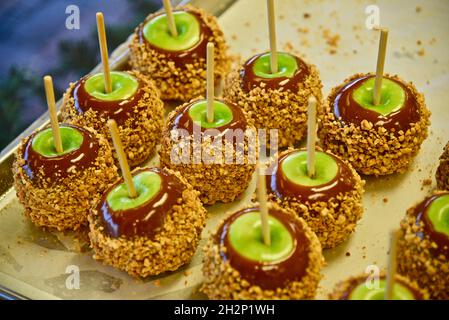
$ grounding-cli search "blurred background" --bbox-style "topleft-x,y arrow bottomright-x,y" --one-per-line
0,0 -> 162,151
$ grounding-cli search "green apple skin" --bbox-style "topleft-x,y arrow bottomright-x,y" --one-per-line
352,77 -> 406,116
32,126 -> 84,157
188,100 -> 234,129
107,171 -> 162,211
252,52 -> 298,79
228,211 -> 294,263
84,71 -> 139,101
143,11 -> 200,51
281,150 -> 339,187
426,194 -> 449,238
349,279 -> 416,300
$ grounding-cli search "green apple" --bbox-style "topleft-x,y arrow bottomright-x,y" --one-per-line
349,279 -> 416,300
143,11 -> 200,51
252,52 -> 298,79
107,171 -> 162,211
281,150 -> 338,187
229,211 -> 294,262
188,100 -> 233,129
427,194 -> 449,238
352,77 -> 405,116
84,71 -> 138,101
32,126 -> 83,157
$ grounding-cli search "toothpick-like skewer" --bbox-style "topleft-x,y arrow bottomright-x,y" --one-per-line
108,120 -> 137,199
266,0 -> 278,74
307,97 -> 317,178
163,0 -> 178,37
43,75 -> 63,154
373,28 -> 389,106
96,12 -> 112,93
385,229 -> 400,300
206,42 -> 215,123
257,163 -> 271,246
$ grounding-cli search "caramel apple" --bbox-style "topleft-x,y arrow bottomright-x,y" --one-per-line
159,97 -> 256,205
88,167 -> 206,277
13,124 -> 118,230
129,5 -> 230,101
397,191 -> 449,299
329,273 -> 428,300
318,29 -> 430,176
61,71 -> 164,167
266,148 -> 364,249
224,51 -> 322,149
201,203 -> 324,299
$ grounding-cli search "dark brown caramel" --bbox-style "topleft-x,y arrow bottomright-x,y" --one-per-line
333,75 -> 420,131
22,124 -> 99,185
169,98 -> 247,134
413,193 -> 449,257
72,75 -> 144,125
216,206 -> 310,290
267,150 -> 356,203
138,10 -> 212,67
339,275 -> 424,300
240,52 -> 310,93
97,167 -> 185,239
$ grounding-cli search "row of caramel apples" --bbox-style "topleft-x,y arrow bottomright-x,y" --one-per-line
12,2 -> 449,299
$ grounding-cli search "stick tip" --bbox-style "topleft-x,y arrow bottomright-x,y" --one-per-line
308,96 -> 317,105
107,119 -> 116,128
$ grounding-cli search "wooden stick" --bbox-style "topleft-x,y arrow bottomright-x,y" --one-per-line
266,0 -> 278,73
163,0 -> 178,37
257,163 -> 271,246
107,120 -> 137,199
206,42 -> 214,123
385,229 -> 400,300
307,96 -> 317,178
43,75 -> 63,154
373,28 -> 388,106
96,12 -> 112,93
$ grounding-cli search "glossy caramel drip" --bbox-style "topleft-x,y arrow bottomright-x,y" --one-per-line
138,10 -> 213,67
267,150 -> 356,203
413,193 -> 449,257
216,207 -> 310,290
97,167 -> 185,239
333,75 -> 420,131
22,124 -> 99,185
72,75 -> 144,125
240,52 -> 310,93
